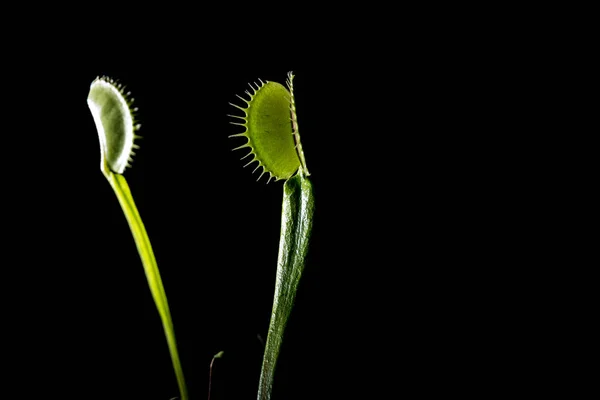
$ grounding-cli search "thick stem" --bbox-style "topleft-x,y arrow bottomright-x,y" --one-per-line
257,171 -> 315,400
105,171 -> 188,400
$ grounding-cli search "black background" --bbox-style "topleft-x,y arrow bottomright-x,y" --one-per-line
1,11 -> 547,399
4,29 -> 386,399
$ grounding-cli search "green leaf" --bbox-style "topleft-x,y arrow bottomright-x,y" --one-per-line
258,172 -> 315,399
229,73 -> 308,182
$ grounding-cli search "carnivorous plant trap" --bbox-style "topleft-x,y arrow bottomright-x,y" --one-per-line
229,72 -> 315,400
87,76 -> 188,400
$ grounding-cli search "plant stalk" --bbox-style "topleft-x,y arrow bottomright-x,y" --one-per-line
257,171 -> 315,400
105,171 -> 188,400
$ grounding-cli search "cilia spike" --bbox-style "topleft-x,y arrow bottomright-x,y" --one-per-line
286,72 -> 309,176
87,76 -> 141,175
228,74 -> 306,183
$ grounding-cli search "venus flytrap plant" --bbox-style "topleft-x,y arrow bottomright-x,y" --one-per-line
229,72 -> 314,400
87,76 -> 188,400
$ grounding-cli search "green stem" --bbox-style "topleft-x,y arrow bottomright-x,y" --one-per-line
105,171 -> 188,400
257,171 -> 315,400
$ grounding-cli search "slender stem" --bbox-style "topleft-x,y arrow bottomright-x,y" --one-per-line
208,351 -> 223,400
257,171 -> 315,400
208,357 -> 215,400
105,171 -> 188,400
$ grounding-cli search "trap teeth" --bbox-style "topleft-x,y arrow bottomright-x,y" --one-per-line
87,76 -> 141,174
228,79 -> 301,182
